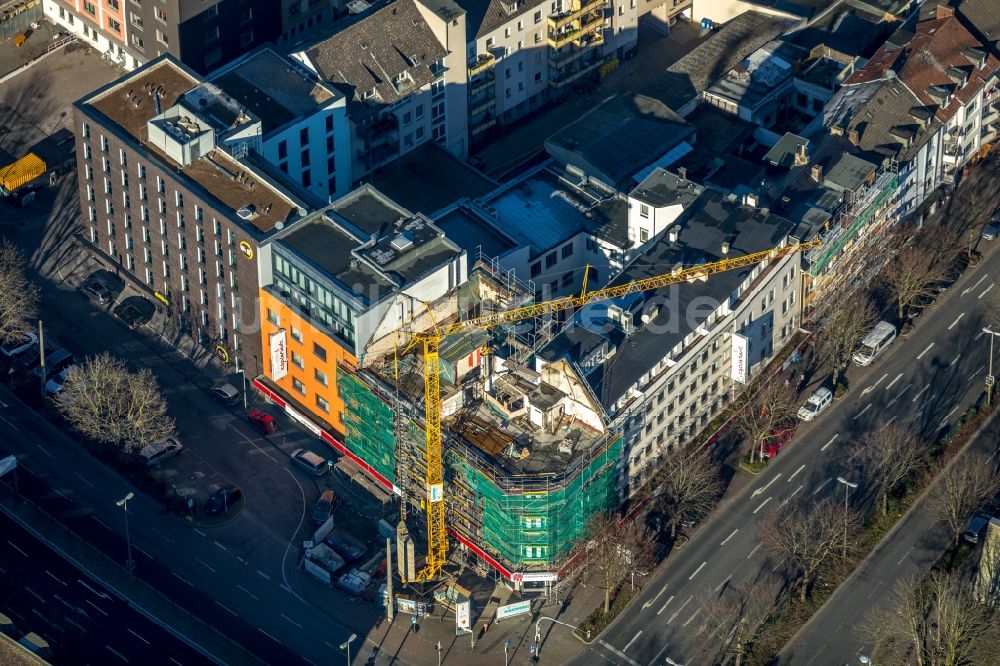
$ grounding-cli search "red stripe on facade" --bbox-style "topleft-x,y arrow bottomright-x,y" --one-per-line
252,378 -> 287,409
318,430 -> 398,494
450,529 -> 513,579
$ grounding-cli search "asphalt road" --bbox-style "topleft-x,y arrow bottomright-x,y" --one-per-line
0,510 -> 212,665
572,250 -> 999,666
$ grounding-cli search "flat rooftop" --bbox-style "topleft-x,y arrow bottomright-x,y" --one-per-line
209,48 -> 336,135
480,166 -> 628,256
329,186 -> 410,238
705,40 -> 803,109
630,168 -> 703,208
82,58 -> 300,233
434,205 -> 518,260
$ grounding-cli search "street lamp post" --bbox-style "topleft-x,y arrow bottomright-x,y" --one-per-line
436,641 -> 442,666
235,354 -> 248,412
534,616 -> 582,658
504,639 -> 511,666
982,328 -> 997,406
835,477 -> 858,558
115,491 -> 135,573
339,633 -> 356,665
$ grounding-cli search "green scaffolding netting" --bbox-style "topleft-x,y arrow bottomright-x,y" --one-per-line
449,436 -> 622,568
338,371 -> 397,484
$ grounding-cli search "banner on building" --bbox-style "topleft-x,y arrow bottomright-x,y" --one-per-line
269,329 -> 288,381
496,600 -> 531,621
732,332 -> 749,384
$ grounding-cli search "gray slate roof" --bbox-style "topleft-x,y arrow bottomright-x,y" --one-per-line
642,11 -> 797,111
301,0 -> 447,105
454,0 -> 539,39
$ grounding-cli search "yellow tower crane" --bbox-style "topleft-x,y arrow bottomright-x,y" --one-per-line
399,238 -> 822,582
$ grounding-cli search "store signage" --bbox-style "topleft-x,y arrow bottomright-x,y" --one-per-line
286,406 -> 322,437
269,329 -> 288,381
732,332 -> 748,384
496,600 -> 531,620
455,598 -> 471,630
239,240 -> 254,260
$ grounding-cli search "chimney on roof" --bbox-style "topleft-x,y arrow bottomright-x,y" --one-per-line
677,166 -> 687,181
744,193 -> 758,207
794,143 -> 809,166
935,4 -> 955,19
848,128 -> 860,145
668,227 -> 678,243
811,164 -> 824,182
721,241 -> 730,255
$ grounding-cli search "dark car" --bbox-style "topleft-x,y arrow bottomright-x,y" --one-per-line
114,303 -> 147,329
313,490 -> 337,525
205,484 -> 242,516
81,280 -> 112,304
248,408 -> 279,434
11,343 -> 44,371
210,382 -> 241,406
983,222 -> 999,241
905,293 -> 935,320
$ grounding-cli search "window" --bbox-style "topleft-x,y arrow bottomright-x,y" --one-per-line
83,0 -> 95,14
154,7 -> 166,22
561,243 -> 572,259
534,9 -> 541,23
325,115 -> 334,134
302,170 -> 311,188
156,28 -> 168,44
639,203 -> 649,218
299,128 -> 309,145
278,140 -> 287,160
403,111 -> 412,125
640,228 -> 649,242
291,351 -> 304,369
314,369 -> 328,386
316,395 -> 329,412
291,327 -> 303,342
292,378 -> 306,395
415,104 -> 424,119
313,342 -> 327,361
108,16 -> 122,32
415,126 -> 424,141
545,251 -> 557,268
300,150 -> 310,167
530,261 -> 541,278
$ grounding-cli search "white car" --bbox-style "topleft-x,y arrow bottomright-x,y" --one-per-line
45,365 -> 75,395
0,331 -> 38,358
797,387 -> 833,422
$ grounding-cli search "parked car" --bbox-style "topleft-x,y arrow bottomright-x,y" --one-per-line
248,408 -> 278,434
797,387 -> 833,421
290,448 -> 328,476
137,437 -> 184,467
313,490 -> 337,525
963,514 -> 992,544
210,382 -> 241,406
11,343 -> 43,371
205,484 -> 242,516
760,426 -> 794,459
80,280 -> 112,304
34,348 -> 73,382
983,221 -> 999,241
0,331 -> 37,358
325,530 -> 368,563
44,365 -> 75,394
114,303 -> 147,329
905,293 -> 935,320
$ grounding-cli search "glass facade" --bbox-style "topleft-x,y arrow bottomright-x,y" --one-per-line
273,250 -> 357,350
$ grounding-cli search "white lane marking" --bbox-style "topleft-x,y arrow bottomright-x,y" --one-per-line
237,584 -> 259,600
971,366 -> 985,381
948,313 -> 965,330
861,374 -> 888,395
257,628 -> 282,644
0,416 -> 19,432
7,541 -> 28,557
105,645 -> 129,662
126,628 -> 150,645
682,608 -> 701,628
649,643 -> 674,666
917,343 -> 934,360
886,397 -> 898,408
77,580 -> 111,600
949,354 -> 962,368
171,572 -> 194,587
780,485 -> 804,507
641,584 -> 668,610
623,630 -> 642,652
897,546 -> 915,566
667,595 -> 693,624
939,406 -> 960,428
813,478 -> 833,495
194,557 -> 216,573
886,416 -> 898,426
169,659 -> 183,666
751,474 -> 782,497
714,575 -> 732,593
52,487 -> 70,500
980,283 -> 995,300
964,275 -> 988,296
788,464 -> 805,482
821,434 -> 839,451
721,528 -> 739,546
214,600 -> 238,616
193,528 -> 206,537
747,544 -> 762,559
24,586 -> 45,603
598,640 -> 642,666
214,541 -> 227,551
688,562 -> 707,580
0,398 -> 6,407
35,443 -> 54,458
134,545 -> 152,560
257,570 -> 271,580
228,423 -> 279,462
885,373 -> 903,391
656,594 -> 675,616
912,385 -> 931,403
895,383 -> 912,399
853,404 -> 872,419
753,497 -> 772,514
73,472 -> 95,487
975,330 -> 986,341
85,599 -> 109,616
152,529 -> 175,544
236,556 -> 248,566
281,613 -> 303,629
45,570 -> 67,586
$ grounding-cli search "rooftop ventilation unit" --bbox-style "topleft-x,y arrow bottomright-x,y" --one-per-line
347,0 -> 371,13
390,232 -> 415,252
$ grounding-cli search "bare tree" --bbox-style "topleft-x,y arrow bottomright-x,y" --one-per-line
56,353 -> 175,452
0,239 -> 39,345
734,379 -> 798,464
583,513 -> 656,614
759,499 -> 861,602
814,290 -> 878,388
851,423 -> 928,517
860,570 -> 998,666
699,576 -> 783,666
880,240 -> 950,322
655,447 -> 723,538
928,453 -> 1000,546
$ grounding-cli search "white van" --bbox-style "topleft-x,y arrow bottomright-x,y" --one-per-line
138,437 -> 184,467
853,321 -> 896,367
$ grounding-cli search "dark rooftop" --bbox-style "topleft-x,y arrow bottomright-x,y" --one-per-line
453,0 -> 536,39
434,205 -> 519,259
765,132 -> 809,168
786,0 -> 897,58
822,152 -> 876,192
330,186 -> 411,238
630,168 -> 703,208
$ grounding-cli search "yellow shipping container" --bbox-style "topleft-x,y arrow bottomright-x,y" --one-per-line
0,153 -> 46,192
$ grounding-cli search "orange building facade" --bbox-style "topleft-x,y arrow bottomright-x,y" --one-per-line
258,288 -> 356,437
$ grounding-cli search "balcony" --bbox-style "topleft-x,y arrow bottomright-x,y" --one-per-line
470,95 -> 495,116
548,12 -> 604,49
361,114 -> 399,141
471,116 -> 496,135
547,0 -> 604,30
549,56 -> 604,88
358,140 -> 399,168
549,32 -> 604,67
469,70 -> 495,96
468,53 -> 496,77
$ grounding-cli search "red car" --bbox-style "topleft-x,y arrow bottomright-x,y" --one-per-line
761,426 -> 794,459
248,408 -> 279,435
